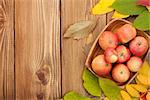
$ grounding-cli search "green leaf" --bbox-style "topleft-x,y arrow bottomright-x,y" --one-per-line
99,78 -> 121,100
82,69 -> 102,97
112,0 -> 147,15
64,20 -> 96,40
92,98 -> 101,100
133,11 -> 150,31
63,91 -> 91,100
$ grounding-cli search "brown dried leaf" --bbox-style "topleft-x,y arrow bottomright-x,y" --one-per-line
86,34 -> 94,45
64,20 -> 96,40
82,43 -> 93,56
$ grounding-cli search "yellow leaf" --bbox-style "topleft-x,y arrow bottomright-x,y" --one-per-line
135,78 -> 148,87
146,6 -> 150,12
119,96 -> 123,100
139,61 -> 150,76
120,90 -> 132,100
137,74 -> 150,86
126,85 -> 140,98
130,84 -> 148,93
104,97 -> 109,100
135,77 -> 142,84
112,11 -> 130,18
146,92 -> 150,100
92,0 -> 116,15
100,0 -> 116,7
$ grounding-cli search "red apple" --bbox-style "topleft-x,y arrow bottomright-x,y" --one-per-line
138,0 -> 150,6
104,48 -> 118,63
92,55 -> 112,76
127,56 -> 143,72
99,31 -> 118,50
112,64 -> 130,83
129,36 -> 149,57
116,24 -> 136,43
116,45 -> 131,63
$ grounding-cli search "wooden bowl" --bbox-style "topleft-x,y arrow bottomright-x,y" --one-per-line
85,19 -> 150,87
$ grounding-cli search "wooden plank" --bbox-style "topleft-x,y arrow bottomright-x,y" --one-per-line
15,0 -> 61,99
0,0 -> 15,99
61,0 -> 106,96
106,12 -> 113,24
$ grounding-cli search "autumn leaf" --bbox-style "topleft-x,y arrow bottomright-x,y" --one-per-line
82,43 -> 93,56
64,91 -> 91,100
64,20 -> 96,40
112,0 -> 147,15
132,97 -> 139,100
86,33 -> 94,45
133,11 -> 150,31
138,0 -> 150,12
82,68 -> 102,97
92,0 -> 116,15
138,61 -> 150,76
99,78 -> 121,100
136,61 -> 150,86
146,6 -> 150,12
112,11 -> 130,18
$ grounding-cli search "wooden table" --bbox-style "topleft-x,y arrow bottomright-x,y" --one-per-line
0,0 -> 149,100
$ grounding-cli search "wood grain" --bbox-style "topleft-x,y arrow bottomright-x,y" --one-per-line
15,0 -> 61,99
61,0 -> 106,96
0,0 -> 15,99
106,12 -> 113,24
0,0 -> 146,99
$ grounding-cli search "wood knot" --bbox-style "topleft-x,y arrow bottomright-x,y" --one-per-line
0,5 -> 6,36
36,65 -> 50,85
0,5 -> 6,23
37,93 -> 44,100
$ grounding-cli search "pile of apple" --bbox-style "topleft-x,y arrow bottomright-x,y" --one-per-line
92,24 -> 149,84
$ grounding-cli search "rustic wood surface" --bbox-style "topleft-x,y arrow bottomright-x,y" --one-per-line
0,0 -> 15,99
15,0 -> 61,100
0,0 -> 149,100
61,0 -> 106,97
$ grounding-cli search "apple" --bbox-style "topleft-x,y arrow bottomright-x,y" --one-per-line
104,47 -> 118,63
92,55 -> 112,76
99,31 -> 118,50
112,64 -> 130,83
138,0 -> 150,6
129,36 -> 149,57
127,56 -> 143,72
116,24 -> 136,43
116,45 -> 131,63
